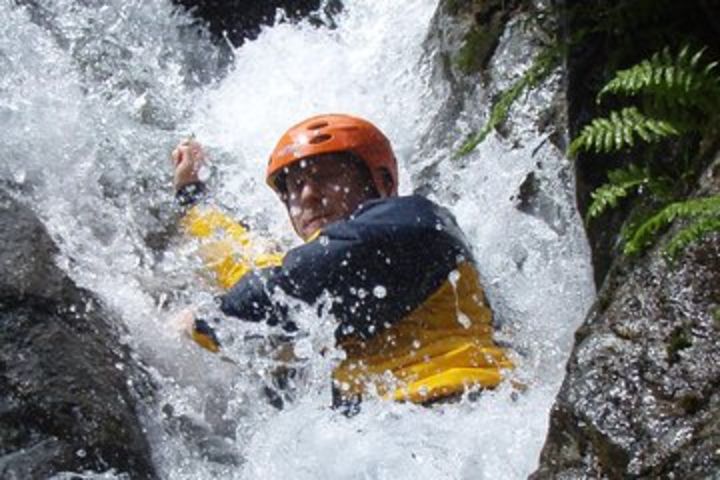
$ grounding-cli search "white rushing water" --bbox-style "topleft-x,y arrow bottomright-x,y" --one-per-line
0,0 -> 595,478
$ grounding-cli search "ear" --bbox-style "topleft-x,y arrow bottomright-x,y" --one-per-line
377,167 -> 395,197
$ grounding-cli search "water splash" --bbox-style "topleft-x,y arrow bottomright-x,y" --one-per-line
0,0 -> 595,478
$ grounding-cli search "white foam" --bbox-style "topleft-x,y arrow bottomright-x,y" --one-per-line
0,0 -> 595,478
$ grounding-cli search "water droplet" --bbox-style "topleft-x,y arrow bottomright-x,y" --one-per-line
133,92 -> 147,110
197,164 -> 211,181
457,313 -> 472,329
373,285 -> 387,298
13,169 -> 26,184
293,338 -> 313,359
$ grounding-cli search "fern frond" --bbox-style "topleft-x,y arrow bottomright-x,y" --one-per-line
586,164 -> 649,220
569,107 -> 680,155
644,174 -> 677,203
665,216 -> 720,259
597,46 -> 720,114
624,195 -> 720,255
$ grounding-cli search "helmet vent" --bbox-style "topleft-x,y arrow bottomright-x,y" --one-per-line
307,121 -> 329,130
309,133 -> 332,144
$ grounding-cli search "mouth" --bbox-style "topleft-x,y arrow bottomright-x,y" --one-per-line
302,213 -> 330,233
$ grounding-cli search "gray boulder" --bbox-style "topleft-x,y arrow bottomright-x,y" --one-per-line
0,187 -> 157,479
531,157 -> 720,478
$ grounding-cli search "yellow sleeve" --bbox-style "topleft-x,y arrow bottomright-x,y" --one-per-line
178,204 -> 284,353
180,205 -> 284,290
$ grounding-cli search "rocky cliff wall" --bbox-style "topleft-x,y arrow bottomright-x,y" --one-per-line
531,155 -> 720,478
423,1 -> 720,478
0,187 -> 157,479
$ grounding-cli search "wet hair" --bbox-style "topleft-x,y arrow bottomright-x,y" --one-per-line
274,151 -> 379,199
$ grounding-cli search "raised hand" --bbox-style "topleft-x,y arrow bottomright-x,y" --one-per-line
171,137 -> 206,191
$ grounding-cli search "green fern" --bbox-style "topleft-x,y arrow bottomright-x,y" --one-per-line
586,164 -> 649,220
624,195 -> 720,255
569,107 -> 680,155
597,46 -> 720,113
574,43 -> 720,258
665,216 -> 720,259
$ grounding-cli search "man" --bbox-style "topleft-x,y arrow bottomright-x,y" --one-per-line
172,113 -> 513,407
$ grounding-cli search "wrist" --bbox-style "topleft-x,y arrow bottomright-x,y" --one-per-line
176,181 -> 207,207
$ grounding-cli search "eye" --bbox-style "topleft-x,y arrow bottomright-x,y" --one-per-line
286,177 -> 305,198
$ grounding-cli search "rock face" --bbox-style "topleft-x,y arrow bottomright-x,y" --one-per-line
530,1 -> 720,476
531,157 -> 720,478
0,187 -> 156,479
172,0 -> 342,47
414,0 -> 530,190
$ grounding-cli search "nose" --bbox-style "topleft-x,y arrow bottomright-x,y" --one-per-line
299,178 -> 322,205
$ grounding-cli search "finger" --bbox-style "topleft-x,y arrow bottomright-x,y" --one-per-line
171,147 -> 181,167
178,145 -> 196,167
191,148 -> 205,168
172,146 -> 191,168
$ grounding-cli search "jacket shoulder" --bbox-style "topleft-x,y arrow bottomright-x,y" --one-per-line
340,195 -> 467,245
355,194 -> 441,219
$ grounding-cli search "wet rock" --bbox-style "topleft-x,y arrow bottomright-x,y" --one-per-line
427,0 -> 523,85
531,157 -> 720,479
414,0 -> 564,196
514,171 -> 567,236
172,0 -> 342,48
0,187 -> 156,479
416,0 -> 525,158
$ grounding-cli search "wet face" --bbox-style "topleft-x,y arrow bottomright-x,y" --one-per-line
282,153 -> 379,240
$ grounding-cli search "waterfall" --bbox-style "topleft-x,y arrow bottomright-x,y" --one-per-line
1,0 -> 595,478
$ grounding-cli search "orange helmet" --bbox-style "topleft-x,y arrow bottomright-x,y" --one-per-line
267,114 -> 398,196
